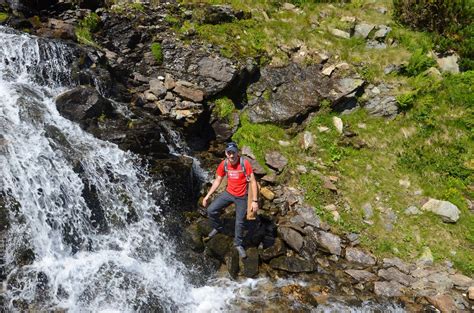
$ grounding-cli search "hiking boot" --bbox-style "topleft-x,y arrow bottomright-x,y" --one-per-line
208,229 -> 219,238
235,245 -> 247,259
203,229 -> 219,242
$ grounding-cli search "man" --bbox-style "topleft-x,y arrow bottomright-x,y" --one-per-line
202,142 -> 259,258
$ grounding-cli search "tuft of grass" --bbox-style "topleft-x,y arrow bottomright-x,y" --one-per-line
75,12 -> 101,47
403,49 -> 436,76
151,42 -> 163,64
0,12 -> 8,23
214,96 -> 235,119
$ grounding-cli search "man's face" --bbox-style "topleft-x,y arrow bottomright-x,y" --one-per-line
225,150 -> 239,164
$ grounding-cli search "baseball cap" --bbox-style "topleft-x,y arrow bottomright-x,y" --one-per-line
225,142 -> 238,153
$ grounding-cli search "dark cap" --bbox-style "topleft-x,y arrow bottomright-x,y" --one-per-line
225,142 -> 238,153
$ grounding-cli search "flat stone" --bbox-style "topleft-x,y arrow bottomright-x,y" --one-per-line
295,206 -> 321,228
450,273 -> 473,289
421,198 -> 460,223
345,269 -> 377,282
426,294 -> 457,313
329,28 -> 351,39
269,256 -> 315,273
382,257 -> 411,274
354,23 -> 375,39
317,231 -> 341,255
144,90 -> 158,101
149,79 -> 167,98
374,281 -> 403,297
378,267 -> 414,286
174,81 -> 204,102
265,151 -> 288,172
322,64 -> 336,76
345,247 -> 376,266
198,56 -> 236,84
260,237 -> 286,262
164,73 -> 176,90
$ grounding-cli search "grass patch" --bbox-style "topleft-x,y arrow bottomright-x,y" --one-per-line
151,42 -> 163,64
214,96 -> 235,119
0,12 -> 9,23
75,12 -> 100,47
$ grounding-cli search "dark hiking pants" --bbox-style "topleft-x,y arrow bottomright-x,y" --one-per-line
207,191 -> 247,247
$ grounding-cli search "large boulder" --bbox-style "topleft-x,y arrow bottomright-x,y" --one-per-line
421,199 -> 460,223
55,86 -> 115,128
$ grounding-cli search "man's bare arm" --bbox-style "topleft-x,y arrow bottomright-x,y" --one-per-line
202,175 -> 224,207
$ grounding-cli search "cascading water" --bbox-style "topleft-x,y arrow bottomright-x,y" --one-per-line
0,26 -> 231,312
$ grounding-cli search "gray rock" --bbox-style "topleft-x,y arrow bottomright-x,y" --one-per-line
450,273 -> 473,289
302,131 -> 314,149
278,226 -> 304,252
384,64 -> 402,75
436,54 -> 460,74
225,249 -> 240,279
241,247 -> 259,278
426,294 -> 458,313
265,151 -> 288,172
241,146 -> 256,159
247,157 -> 266,175
295,206 -> 321,228
354,23 -> 375,39
417,246 -> 434,266
362,203 -> 373,219
374,281 -> 403,297
382,257 -> 412,274
373,25 -> 391,39
330,28 -> 351,39
378,267 -> 414,286
269,256 -> 315,273
364,96 -> 398,118
404,206 -> 421,215
345,247 -> 376,266
317,231 -> 341,255
198,56 -> 237,84
260,237 -> 287,262
421,198 -> 460,223
366,40 -> 387,49
345,269 -> 378,282
149,79 -> 167,98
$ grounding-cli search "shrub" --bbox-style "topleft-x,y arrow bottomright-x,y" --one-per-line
151,42 -> 163,64
393,0 -> 474,70
214,97 -> 235,119
403,49 -> 436,76
75,12 -> 100,47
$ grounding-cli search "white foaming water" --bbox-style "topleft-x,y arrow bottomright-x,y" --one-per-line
0,26 -> 231,312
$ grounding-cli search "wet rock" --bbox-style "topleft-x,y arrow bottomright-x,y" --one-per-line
421,198 -> 460,223
281,284 -> 319,307
374,281 -> 403,297
345,247 -> 376,266
278,226 -> 304,253
225,249 -> 240,279
260,238 -> 287,262
426,294 -> 457,313
184,224 -> 204,252
55,86 -> 115,128
269,255 -> 315,273
378,268 -> 414,286
241,247 -> 259,278
316,231 -> 341,256
345,269 -> 377,282
205,233 -> 233,262
265,151 -> 288,172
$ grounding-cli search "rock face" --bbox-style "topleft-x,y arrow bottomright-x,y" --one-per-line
421,199 -> 460,223
55,86 -> 115,127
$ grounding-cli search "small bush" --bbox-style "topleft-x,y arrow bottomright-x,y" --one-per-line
75,12 -> 101,47
404,49 -> 436,76
214,97 -> 235,119
396,92 -> 416,110
0,12 -> 8,23
151,42 -> 163,64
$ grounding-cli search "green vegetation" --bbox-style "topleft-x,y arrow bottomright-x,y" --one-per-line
214,97 -> 235,119
75,12 -> 100,47
150,42 -> 163,64
393,0 -> 474,70
110,2 -> 145,15
0,12 -> 8,23
403,49 -> 436,76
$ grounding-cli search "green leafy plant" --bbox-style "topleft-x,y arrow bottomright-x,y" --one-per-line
404,49 -> 436,76
0,12 -> 9,23
214,97 -> 235,119
75,12 -> 101,47
151,42 -> 163,64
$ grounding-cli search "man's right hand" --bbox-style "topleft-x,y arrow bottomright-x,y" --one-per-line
202,196 -> 209,208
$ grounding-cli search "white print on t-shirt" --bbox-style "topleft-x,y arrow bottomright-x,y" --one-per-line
227,170 -> 242,180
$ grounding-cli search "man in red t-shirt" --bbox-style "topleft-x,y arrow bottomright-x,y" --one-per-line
202,142 -> 259,258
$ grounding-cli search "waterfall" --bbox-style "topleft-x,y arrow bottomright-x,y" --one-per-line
0,26 -> 229,312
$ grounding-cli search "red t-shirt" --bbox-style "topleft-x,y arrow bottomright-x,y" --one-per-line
216,158 -> 253,197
